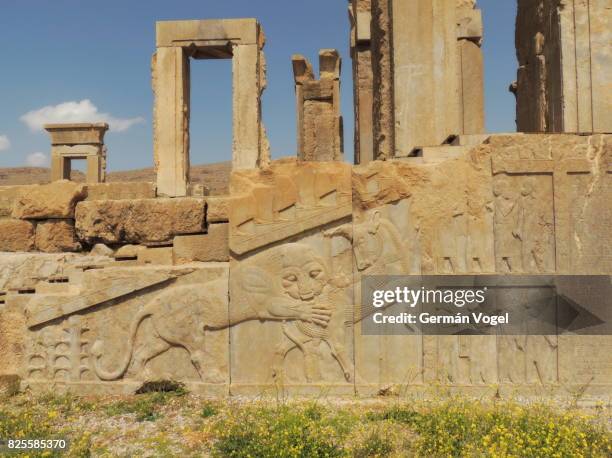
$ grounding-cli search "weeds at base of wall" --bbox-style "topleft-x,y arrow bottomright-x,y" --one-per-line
1,391 -> 610,457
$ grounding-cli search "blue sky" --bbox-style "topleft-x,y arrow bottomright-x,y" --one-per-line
0,0 -> 517,170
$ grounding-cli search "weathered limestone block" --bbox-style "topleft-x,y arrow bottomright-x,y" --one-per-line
113,244 -> 174,265
174,223 -> 229,263
292,50 -> 343,162
0,219 -> 35,252
0,186 -> 31,218
138,246 -> 174,265
206,196 -> 230,223
86,182 -> 156,201
90,243 -> 114,257
75,198 -> 206,244
229,159 -> 352,255
12,180 -> 87,220
113,244 -> 142,260
35,220 -> 81,253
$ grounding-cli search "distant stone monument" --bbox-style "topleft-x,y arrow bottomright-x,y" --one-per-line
45,123 -> 109,183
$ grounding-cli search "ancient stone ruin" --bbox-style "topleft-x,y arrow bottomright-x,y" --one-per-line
0,0 -> 610,398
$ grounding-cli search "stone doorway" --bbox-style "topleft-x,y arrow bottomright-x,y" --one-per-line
152,19 -> 269,197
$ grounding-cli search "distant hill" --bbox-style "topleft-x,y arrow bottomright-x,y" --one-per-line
0,161 -> 232,195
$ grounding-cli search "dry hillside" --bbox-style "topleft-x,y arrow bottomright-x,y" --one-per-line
0,161 -> 231,195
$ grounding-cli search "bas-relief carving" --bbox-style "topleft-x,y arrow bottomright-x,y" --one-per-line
24,267 -> 231,387
230,237 -> 354,390
9,135 -> 611,395
493,175 -> 555,274
330,203 -> 424,389
229,161 -> 352,255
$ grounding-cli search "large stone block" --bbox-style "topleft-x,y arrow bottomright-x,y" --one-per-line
12,181 -> 87,220
0,219 -> 35,252
75,198 -> 206,244
0,186 -> 29,218
174,223 -> 229,263
35,220 -> 81,253
206,196 -> 230,223
86,182 -> 156,201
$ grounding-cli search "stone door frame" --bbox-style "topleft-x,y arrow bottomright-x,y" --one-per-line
153,19 -> 268,197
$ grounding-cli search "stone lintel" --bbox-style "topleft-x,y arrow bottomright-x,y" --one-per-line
44,123 -> 109,145
156,19 -> 261,48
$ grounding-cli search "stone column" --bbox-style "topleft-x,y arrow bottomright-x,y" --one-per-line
457,2 -> 485,134
292,50 -> 343,162
371,0 -> 395,160
362,0 -> 485,158
349,0 -> 374,165
514,0 -> 611,133
232,42 -> 269,170
44,123 -> 109,183
392,0 -> 468,156
152,47 -> 190,197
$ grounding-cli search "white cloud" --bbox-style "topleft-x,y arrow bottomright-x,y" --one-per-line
25,152 -> 49,167
20,100 -> 145,133
0,135 -> 10,151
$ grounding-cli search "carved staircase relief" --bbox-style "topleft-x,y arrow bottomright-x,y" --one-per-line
229,161 -> 352,255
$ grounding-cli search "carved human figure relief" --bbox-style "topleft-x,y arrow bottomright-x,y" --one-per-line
493,178 -> 524,272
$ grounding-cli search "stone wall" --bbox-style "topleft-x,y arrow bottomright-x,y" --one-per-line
1,134 -> 610,397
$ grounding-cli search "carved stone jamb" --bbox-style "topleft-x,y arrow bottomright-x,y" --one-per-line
456,1 -> 485,135
44,123 -> 109,183
349,0 -> 374,165
153,19 -> 269,197
292,50 -> 343,162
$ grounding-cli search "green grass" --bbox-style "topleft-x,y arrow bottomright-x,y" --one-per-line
0,393 -> 609,457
